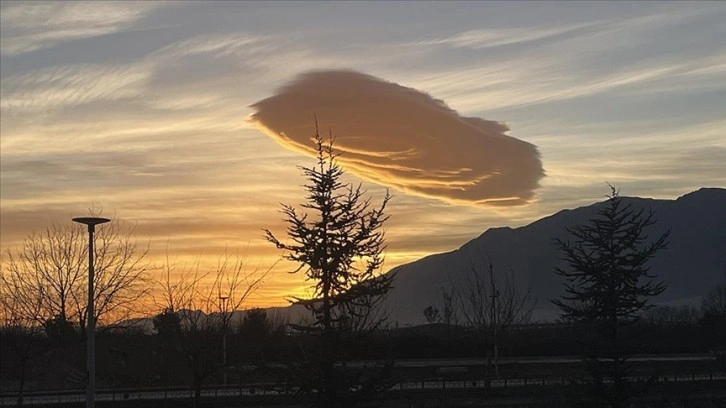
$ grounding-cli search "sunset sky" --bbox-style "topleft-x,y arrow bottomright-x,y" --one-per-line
1,1 -> 724,308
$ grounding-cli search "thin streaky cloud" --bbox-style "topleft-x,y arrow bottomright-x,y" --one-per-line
406,50 -> 724,113
413,21 -> 599,49
0,63 -> 152,113
150,32 -> 273,60
0,1 -> 166,56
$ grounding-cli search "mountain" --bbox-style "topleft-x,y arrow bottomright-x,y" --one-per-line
121,188 -> 724,331
385,188 -> 726,325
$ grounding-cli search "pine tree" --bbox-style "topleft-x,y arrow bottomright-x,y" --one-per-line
265,122 -> 393,407
552,186 -> 669,408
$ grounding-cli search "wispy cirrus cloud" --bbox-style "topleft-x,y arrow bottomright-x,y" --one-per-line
405,43 -> 725,114
398,5 -> 726,113
150,33 -> 273,60
0,1 -> 165,56
412,21 -> 597,49
0,32 -> 273,117
0,31 -> 272,116
0,63 -> 152,113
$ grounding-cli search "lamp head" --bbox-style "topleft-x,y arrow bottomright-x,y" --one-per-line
73,217 -> 111,231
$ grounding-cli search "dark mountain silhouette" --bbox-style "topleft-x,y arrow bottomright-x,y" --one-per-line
122,188 -> 724,331
385,188 -> 726,324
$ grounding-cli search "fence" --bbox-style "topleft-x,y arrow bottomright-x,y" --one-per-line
2,371 -> 725,406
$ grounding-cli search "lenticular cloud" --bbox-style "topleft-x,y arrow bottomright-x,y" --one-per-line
250,70 -> 544,206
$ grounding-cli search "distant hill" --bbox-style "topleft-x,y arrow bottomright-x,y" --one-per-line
385,188 -> 726,325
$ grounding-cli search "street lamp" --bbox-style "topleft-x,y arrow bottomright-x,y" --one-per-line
219,295 -> 229,386
72,217 -> 110,408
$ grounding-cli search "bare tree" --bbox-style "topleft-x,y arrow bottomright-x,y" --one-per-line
702,283 -> 726,316
264,123 -> 394,408
0,269 -> 45,407
1,217 -> 150,338
455,255 -> 535,377
701,283 -> 726,360
153,251 -> 268,408
642,305 -> 701,326
439,287 -> 458,328
423,289 -> 458,327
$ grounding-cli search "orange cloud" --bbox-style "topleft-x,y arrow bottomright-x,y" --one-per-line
249,70 -> 544,206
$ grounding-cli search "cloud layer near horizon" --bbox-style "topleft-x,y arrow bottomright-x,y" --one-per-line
250,70 -> 544,206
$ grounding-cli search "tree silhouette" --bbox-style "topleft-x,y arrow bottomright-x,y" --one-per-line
153,252 -> 267,407
700,283 -> 726,361
239,308 -> 271,339
238,307 -> 282,366
0,272 -> 45,407
265,122 -> 393,408
455,256 -> 534,378
152,309 -> 181,337
701,283 -> 726,316
439,288 -> 457,327
423,305 -> 440,324
552,186 -> 669,408
1,217 -> 150,339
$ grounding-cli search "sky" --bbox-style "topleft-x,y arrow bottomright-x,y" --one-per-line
1,1 -> 725,308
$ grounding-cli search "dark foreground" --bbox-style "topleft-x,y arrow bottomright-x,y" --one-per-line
4,372 -> 725,408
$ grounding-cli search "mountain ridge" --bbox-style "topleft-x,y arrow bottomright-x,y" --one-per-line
121,188 -> 725,331
385,187 -> 726,324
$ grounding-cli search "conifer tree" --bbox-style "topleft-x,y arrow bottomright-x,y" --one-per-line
265,122 -> 393,407
553,186 -> 669,408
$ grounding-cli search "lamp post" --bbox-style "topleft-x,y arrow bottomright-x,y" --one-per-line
219,295 -> 229,386
72,217 -> 110,408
